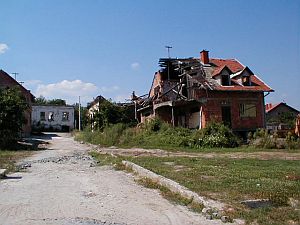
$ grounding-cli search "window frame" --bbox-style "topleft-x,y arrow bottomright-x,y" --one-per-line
240,103 -> 257,118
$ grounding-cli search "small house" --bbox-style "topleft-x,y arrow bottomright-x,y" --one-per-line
31,105 -> 75,132
266,102 -> 299,134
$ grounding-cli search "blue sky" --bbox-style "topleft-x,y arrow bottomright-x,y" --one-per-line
0,0 -> 299,109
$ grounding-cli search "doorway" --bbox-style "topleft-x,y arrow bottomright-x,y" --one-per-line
221,106 -> 232,128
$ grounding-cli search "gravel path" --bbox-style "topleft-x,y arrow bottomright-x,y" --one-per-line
0,133 -> 225,225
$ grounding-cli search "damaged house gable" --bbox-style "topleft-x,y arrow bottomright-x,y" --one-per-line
135,50 -> 273,135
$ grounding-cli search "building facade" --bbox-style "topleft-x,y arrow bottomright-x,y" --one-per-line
134,50 -> 273,136
31,105 -> 75,132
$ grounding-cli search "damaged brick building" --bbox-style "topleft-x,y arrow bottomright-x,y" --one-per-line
133,50 -> 273,136
0,69 -> 35,137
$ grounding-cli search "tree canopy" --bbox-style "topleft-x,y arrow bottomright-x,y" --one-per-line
35,96 -> 66,106
0,87 -> 28,148
91,100 -> 136,130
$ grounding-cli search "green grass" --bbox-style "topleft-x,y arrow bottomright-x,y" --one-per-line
90,152 -> 300,225
0,150 -> 33,172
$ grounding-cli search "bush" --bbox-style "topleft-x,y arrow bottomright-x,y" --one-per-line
193,122 -> 240,148
76,120 -> 241,149
250,129 -> 300,149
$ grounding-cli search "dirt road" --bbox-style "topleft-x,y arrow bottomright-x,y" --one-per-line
0,133 -> 225,225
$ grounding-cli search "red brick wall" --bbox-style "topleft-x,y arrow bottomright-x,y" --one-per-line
0,70 -> 33,136
195,90 -> 265,131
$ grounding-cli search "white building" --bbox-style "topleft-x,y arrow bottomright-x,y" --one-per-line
32,105 -> 75,132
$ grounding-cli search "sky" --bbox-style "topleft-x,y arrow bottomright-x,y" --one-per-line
0,0 -> 299,109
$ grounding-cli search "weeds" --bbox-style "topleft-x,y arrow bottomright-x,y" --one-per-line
76,120 -> 242,150
137,177 -> 204,213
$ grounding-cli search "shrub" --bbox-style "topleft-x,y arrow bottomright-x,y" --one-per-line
250,129 -> 300,149
193,122 -> 239,148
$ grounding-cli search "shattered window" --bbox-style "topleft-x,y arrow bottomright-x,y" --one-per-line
240,104 -> 256,118
62,112 -> 69,121
48,112 -> 54,121
40,112 -> 45,121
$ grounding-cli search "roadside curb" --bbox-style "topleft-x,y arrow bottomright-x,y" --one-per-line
122,160 -> 224,210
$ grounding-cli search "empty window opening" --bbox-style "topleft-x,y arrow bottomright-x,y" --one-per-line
240,104 -> 256,118
242,76 -> 251,86
62,112 -> 69,121
40,112 -> 45,121
221,75 -> 230,86
48,112 -> 54,121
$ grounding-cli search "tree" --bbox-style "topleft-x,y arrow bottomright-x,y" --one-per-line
34,95 -> 47,105
0,87 -> 28,148
34,96 -> 66,106
91,100 -> 136,130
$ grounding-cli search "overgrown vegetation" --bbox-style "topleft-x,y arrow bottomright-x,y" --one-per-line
91,151 -> 300,225
34,96 -> 67,105
89,100 -> 136,131
0,87 -> 28,149
249,128 -> 300,150
76,119 -> 240,149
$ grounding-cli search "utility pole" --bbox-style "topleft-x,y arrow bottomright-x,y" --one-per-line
78,96 -> 81,131
165,46 -> 172,80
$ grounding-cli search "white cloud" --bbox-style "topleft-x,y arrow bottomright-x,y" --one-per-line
0,43 -> 9,54
131,62 -> 140,70
29,80 -> 120,105
35,80 -> 98,104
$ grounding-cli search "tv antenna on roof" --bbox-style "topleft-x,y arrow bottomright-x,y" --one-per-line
11,72 -> 19,80
165,46 -> 172,58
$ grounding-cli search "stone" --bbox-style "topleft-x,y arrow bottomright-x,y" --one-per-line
212,212 -> 219,218
221,216 -> 230,223
206,214 -> 213,220
0,169 -> 7,178
202,207 -> 212,214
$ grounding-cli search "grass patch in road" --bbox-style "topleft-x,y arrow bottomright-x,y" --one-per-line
0,150 -> 33,172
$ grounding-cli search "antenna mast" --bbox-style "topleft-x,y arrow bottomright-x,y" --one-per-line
165,46 -> 172,80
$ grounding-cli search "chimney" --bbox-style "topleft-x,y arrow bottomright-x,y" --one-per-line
200,50 -> 209,64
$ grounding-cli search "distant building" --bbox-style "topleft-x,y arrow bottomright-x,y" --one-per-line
87,95 -> 107,130
31,105 -> 75,132
0,69 -> 35,137
266,102 -> 299,133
